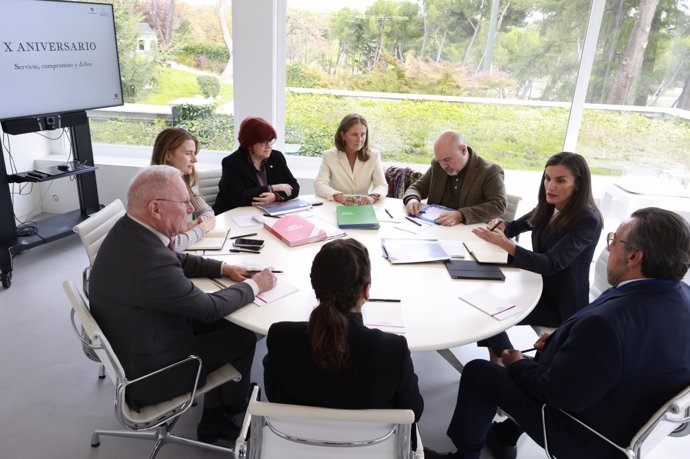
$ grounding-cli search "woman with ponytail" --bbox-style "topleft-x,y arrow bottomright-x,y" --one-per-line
263,238 -> 423,421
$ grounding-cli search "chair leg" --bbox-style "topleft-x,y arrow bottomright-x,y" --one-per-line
91,428 -> 157,447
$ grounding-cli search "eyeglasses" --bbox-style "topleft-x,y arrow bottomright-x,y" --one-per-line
260,140 -> 276,147
154,198 -> 192,207
606,232 -> 634,251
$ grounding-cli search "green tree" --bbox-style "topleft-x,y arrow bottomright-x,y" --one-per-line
113,0 -> 157,102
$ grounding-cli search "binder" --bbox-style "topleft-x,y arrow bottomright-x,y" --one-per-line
263,214 -> 326,247
336,205 -> 380,229
444,259 -> 505,281
381,238 -> 450,264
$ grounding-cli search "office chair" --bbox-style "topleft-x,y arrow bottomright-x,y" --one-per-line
385,166 -> 422,199
589,248 -> 611,301
234,385 -> 424,459
63,280 -> 243,459
72,198 -> 125,379
503,193 -> 522,222
541,383 -> 690,458
196,169 -> 223,208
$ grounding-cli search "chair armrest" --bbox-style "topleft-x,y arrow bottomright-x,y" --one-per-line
235,384 -> 260,458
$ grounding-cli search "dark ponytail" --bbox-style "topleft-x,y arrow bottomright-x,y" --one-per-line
308,239 -> 371,369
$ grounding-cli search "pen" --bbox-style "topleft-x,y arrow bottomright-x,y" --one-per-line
489,220 -> 503,231
405,216 -> 422,227
246,270 -> 283,274
263,214 -> 281,218
385,209 -> 393,219
230,232 -> 258,239
229,249 -> 261,254
311,202 -> 324,206
520,347 -> 537,353
368,298 -> 402,303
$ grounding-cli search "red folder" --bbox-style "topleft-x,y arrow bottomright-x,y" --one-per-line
263,214 -> 327,247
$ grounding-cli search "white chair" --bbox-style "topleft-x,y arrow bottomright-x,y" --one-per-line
63,280 -> 242,459
542,383 -> 690,459
196,169 -> 222,208
589,248 -> 611,301
234,386 -> 423,459
72,199 -> 126,379
503,193 -> 522,222
73,198 -> 126,297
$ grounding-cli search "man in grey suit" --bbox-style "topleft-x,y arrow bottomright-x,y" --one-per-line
90,165 -> 276,445
403,131 -> 506,226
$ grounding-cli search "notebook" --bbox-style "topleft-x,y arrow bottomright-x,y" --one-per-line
263,213 -> 327,247
463,240 -> 509,264
256,199 -> 312,216
185,228 -> 230,251
336,205 -> 380,229
459,289 -> 520,320
444,259 -> 505,281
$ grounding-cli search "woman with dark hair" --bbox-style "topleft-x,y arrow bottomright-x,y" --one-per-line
473,152 -> 603,363
314,114 -> 388,205
263,238 -> 423,421
150,127 -> 215,251
212,117 -> 300,214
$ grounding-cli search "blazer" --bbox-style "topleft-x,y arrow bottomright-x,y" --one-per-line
402,147 -> 506,224
89,215 -> 255,408
263,314 -> 424,421
509,280 -> 690,458
314,148 -> 388,200
504,208 -> 602,327
212,147 -> 300,214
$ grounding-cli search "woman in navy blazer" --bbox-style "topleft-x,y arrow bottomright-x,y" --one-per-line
263,239 -> 424,422
472,152 -> 603,363
212,117 -> 299,214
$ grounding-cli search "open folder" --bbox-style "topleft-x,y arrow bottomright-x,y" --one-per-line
463,240 -> 508,264
185,228 -> 230,251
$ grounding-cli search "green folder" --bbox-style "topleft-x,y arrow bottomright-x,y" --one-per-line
336,205 -> 380,229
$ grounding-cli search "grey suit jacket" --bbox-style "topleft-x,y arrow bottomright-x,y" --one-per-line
402,147 -> 506,224
90,214 -> 254,407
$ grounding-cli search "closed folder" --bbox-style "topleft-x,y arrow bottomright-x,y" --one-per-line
444,259 -> 505,281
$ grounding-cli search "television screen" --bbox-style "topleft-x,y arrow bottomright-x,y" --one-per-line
0,0 -> 123,121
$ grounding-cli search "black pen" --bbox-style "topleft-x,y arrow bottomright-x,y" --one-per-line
311,202 -> 324,206
246,270 -> 283,274
385,209 -> 393,219
368,298 -> 402,303
263,214 -> 281,218
520,347 -> 537,353
405,216 -> 422,227
230,232 -> 258,239
229,248 -> 261,254
489,220 -> 503,231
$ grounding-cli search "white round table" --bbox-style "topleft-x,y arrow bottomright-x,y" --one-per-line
208,196 -> 542,366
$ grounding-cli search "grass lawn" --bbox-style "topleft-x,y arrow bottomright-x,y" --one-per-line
136,65 -> 233,105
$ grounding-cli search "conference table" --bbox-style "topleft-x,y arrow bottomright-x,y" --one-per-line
196,195 -> 542,372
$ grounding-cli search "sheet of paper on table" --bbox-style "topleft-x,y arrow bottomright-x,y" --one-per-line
254,278 -> 299,306
363,301 -> 406,335
459,289 -> 520,320
232,213 -> 263,228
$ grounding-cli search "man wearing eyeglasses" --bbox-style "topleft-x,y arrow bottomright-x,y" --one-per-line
90,165 -> 277,446
426,207 -> 690,459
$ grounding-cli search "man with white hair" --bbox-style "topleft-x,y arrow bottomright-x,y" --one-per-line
403,131 -> 506,225
90,165 -> 276,445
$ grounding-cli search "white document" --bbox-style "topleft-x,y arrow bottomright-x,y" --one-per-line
232,214 -> 263,228
374,207 -> 402,223
439,239 -> 469,259
254,278 -> 299,306
363,301 -> 406,334
394,217 -> 432,234
459,289 -> 520,320
314,217 -> 347,239
463,240 -> 509,264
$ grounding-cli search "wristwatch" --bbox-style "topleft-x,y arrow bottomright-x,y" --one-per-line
368,194 -> 379,202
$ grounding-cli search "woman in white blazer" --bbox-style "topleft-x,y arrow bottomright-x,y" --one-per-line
314,114 -> 388,205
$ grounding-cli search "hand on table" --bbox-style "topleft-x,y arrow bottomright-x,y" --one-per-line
223,264 -> 252,282
271,183 -> 293,196
405,199 -> 421,216
252,192 -> 278,206
435,210 -> 462,227
252,268 -> 277,293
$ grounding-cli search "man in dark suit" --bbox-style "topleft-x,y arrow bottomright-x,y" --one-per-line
90,165 -> 276,445
426,207 -> 690,459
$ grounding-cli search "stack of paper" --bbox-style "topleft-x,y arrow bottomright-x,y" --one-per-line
381,238 -> 450,264
459,289 -> 520,320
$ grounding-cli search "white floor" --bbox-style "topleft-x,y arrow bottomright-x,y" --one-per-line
1,228 -> 688,458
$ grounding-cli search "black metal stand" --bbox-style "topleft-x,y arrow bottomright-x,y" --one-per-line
0,111 -> 100,288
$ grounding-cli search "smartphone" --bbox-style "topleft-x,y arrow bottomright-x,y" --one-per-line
233,238 -> 265,249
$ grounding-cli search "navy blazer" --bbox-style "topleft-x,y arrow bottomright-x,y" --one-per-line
263,314 -> 424,422
212,146 -> 300,214
509,280 -> 690,458
90,215 -> 255,408
504,208 -> 601,327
